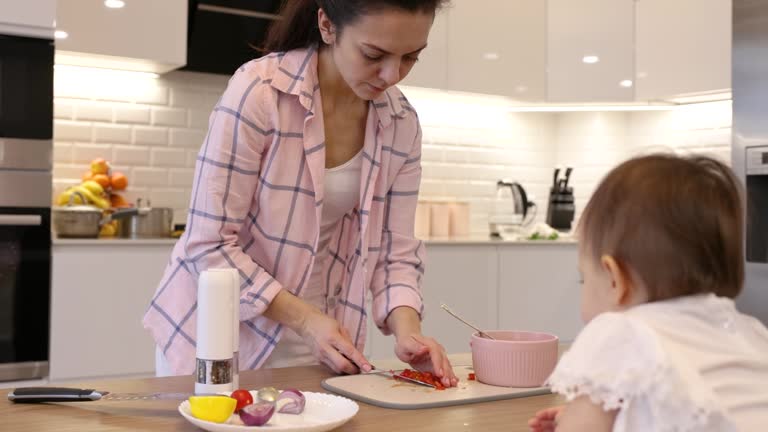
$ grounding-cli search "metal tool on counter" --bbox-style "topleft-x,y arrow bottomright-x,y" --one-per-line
440,303 -> 496,340
7,387 -> 193,403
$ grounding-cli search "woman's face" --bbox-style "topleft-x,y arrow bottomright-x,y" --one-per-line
321,8 -> 434,100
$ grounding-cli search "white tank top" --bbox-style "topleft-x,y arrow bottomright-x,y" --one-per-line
263,149 -> 363,368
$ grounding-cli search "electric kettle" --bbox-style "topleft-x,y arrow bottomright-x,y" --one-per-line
489,180 -> 536,238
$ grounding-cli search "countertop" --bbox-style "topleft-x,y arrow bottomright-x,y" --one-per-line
425,235 -> 577,245
1,363 -> 562,432
53,237 -> 179,246
52,236 -> 576,246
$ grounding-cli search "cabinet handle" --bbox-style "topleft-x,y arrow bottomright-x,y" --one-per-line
0,215 -> 42,226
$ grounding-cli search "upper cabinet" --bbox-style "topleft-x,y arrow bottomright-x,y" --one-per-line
547,0 -> 635,102
55,0 -> 187,74
407,0 -> 731,103
635,0 -> 731,101
445,0 -> 548,102
0,0 -> 56,38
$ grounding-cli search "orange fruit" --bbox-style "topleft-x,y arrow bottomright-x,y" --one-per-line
90,158 -> 109,175
82,171 -> 94,182
111,172 -> 128,191
92,174 -> 111,189
110,193 -> 130,208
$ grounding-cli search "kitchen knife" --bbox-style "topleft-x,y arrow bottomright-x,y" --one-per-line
8,387 -> 193,403
552,168 -> 560,189
367,368 -> 437,389
563,167 -> 573,190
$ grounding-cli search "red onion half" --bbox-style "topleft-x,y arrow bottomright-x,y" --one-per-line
238,401 -> 275,426
276,389 -> 306,414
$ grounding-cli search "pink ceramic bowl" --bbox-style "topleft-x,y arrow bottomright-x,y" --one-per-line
471,330 -> 559,388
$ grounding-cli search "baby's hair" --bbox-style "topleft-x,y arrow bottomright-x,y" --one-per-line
579,154 -> 744,300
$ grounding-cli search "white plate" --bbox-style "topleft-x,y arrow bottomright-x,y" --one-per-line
178,391 -> 359,432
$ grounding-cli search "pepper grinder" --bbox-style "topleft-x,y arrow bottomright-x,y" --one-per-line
195,269 -> 235,395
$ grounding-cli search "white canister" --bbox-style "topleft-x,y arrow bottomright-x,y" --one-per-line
449,202 -> 470,237
415,201 -> 431,239
430,202 -> 451,238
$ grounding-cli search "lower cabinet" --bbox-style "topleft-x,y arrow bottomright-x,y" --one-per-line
366,242 -> 581,361
49,242 -> 173,381
49,241 -> 580,379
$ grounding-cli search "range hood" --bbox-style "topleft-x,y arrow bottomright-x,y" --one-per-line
183,0 -> 281,75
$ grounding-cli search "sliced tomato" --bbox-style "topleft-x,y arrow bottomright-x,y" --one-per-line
399,369 -> 446,390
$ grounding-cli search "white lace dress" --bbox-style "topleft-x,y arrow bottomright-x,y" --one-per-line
547,294 -> 768,432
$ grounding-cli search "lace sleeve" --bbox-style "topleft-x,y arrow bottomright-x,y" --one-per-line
546,312 -> 736,432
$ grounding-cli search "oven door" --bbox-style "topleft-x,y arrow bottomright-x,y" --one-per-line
0,207 -> 51,381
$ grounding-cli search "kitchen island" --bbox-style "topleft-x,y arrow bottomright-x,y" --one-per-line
1,364 -> 563,431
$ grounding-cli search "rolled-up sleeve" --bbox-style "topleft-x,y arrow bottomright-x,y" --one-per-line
181,68 -> 284,321
371,124 -> 427,334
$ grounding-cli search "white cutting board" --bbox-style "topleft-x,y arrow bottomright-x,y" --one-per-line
321,365 -> 550,410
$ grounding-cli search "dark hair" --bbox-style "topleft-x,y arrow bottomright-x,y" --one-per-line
579,154 -> 745,300
263,0 -> 448,53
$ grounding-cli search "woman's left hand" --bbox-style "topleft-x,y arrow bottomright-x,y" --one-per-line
394,333 -> 458,388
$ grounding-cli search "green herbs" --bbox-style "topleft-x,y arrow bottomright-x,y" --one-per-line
528,231 -> 559,241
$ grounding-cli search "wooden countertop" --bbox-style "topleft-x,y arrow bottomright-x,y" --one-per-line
1,365 -> 563,431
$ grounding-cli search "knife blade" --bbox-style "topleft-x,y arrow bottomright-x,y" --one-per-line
367,368 -> 437,388
8,387 -> 194,403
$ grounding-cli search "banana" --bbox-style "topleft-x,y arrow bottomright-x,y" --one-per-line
71,185 -> 110,209
57,188 -> 86,206
80,180 -> 105,196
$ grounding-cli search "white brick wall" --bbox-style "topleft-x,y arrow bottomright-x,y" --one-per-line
52,67 -> 732,230
555,101 -> 733,224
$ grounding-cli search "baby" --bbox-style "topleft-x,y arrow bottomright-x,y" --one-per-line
529,154 -> 768,431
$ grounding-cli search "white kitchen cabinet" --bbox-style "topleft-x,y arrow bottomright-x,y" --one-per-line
54,0 -> 187,74
547,0 -> 635,102
498,244 -> 582,342
0,0 -> 56,38
399,7 -> 449,90
366,245 -> 499,360
49,241 -> 174,381
445,0 -> 548,101
49,240 -> 579,379
635,0 -> 731,101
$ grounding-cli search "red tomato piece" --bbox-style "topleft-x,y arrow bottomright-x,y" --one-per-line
399,369 -> 446,390
230,389 -> 254,413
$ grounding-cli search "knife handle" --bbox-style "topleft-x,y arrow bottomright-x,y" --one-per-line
8,387 -> 102,403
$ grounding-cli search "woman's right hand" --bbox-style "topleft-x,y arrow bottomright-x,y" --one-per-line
299,310 -> 372,375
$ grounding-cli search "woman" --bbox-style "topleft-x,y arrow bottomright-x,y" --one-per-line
143,0 -> 458,388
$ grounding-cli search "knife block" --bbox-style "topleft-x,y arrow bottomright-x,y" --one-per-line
546,187 -> 575,231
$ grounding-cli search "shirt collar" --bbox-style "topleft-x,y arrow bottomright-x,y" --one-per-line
271,45 -> 412,127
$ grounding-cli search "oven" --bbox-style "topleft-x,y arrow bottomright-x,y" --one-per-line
0,32 -> 53,381
0,206 -> 51,381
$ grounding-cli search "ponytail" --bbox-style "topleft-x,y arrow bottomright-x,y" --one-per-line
262,0 -> 321,53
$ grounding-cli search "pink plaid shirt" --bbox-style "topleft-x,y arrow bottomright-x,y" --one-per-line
142,46 -> 426,375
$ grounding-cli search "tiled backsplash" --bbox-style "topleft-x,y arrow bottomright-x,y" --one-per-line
52,68 -> 732,231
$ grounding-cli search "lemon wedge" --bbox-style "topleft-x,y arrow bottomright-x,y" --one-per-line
188,396 -> 237,423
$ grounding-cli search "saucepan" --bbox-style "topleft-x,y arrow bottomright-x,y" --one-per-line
52,192 -> 139,238
115,198 -> 174,239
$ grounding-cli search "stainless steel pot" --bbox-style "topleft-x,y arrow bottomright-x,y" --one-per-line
116,199 -> 173,239
52,192 -> 105,238
53,192 -> 138,239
